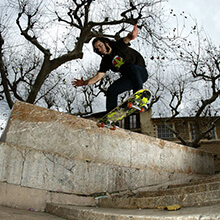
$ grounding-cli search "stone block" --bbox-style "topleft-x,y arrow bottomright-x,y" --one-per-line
0,143 -> 23,185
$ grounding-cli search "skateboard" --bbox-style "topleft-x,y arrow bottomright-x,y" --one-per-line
97,89 -> 151,130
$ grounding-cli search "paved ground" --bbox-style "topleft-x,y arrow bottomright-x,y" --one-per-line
87,204 -> 220,219
0,206 -> 66,220
1,204 -> 220,220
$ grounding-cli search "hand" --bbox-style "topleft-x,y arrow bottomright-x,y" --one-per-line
131,24 -> 138,40
72,77 -> 84,87
124,24 -> 138,44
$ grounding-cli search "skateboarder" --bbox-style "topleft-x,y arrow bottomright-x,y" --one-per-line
72,25 -> 148,112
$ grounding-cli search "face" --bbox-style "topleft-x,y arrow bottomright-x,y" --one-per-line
94,40 -> 107,55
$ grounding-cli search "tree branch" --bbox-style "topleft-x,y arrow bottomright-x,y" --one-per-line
16,7 -> 51,57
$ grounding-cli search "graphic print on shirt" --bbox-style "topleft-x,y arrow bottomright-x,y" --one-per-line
112,55 -> 124,69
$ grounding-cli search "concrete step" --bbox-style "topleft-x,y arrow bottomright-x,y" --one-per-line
97,177 -> 220,209
98,189 -> 220,209
137,179 -> 220,198
45,176 -> 220,219
46,203 -> 220,220
168,173 -> 220,188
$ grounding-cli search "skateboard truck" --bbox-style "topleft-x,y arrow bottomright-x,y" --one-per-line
98,121 -> 116,130
127,102 -> 144,113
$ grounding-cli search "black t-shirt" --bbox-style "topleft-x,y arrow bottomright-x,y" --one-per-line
98,38 -> 146,74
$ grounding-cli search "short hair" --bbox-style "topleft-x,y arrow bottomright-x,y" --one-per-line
92,37 -> 111,56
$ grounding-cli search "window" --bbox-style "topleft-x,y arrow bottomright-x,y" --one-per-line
129,114 -> 137,129
119,113 -> 140,130
190,123 -> 196,140
210,128 -> 216,139
190,122 -> 216,140
157,124 -> 174,139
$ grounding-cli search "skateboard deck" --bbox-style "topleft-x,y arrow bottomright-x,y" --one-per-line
97,89 -> 151,130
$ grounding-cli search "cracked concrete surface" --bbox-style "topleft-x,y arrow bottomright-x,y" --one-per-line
46,203 -> 220,220
0,101 -> 216,212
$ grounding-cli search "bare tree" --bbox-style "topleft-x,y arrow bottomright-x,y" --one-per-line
0,0 -> 168,109
154,27 -> 220,148
0,2 -> 14,108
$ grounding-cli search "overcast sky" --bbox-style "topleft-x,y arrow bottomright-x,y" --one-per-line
164,0 -> 220,44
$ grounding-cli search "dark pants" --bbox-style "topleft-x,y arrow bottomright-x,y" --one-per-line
106,64 -> 148,112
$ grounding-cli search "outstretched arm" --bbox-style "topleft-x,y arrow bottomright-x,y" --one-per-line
123,24 -> 138,44
72,72 -> 105,87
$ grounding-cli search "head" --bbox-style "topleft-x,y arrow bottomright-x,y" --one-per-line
92,37 -> 111,56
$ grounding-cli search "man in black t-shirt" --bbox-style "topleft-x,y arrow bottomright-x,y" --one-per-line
72,25 -> 148,112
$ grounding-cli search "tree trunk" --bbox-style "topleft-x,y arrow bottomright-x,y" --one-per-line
0,33 -> 14,108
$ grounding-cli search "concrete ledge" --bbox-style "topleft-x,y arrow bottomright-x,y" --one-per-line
0,142 -> 201,196
1,101 -> 215,196
98,189 -> 220,209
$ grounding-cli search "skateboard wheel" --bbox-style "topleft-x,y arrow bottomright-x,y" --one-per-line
139,107 -> 144,113
100,122 -> 105,128
127,102 -> 133,109
111,125 -> 116,130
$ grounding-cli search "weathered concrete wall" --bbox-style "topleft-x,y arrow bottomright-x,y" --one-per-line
0,176 -> 96,211
0,101 -> 215,198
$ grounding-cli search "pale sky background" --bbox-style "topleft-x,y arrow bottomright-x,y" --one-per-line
1,0 -> 220,132
165,0 -> 220,44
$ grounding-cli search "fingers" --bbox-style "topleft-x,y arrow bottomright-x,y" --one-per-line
71,78 -> 77,86
71,80 -> 77,88
71,77 -> 84,87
